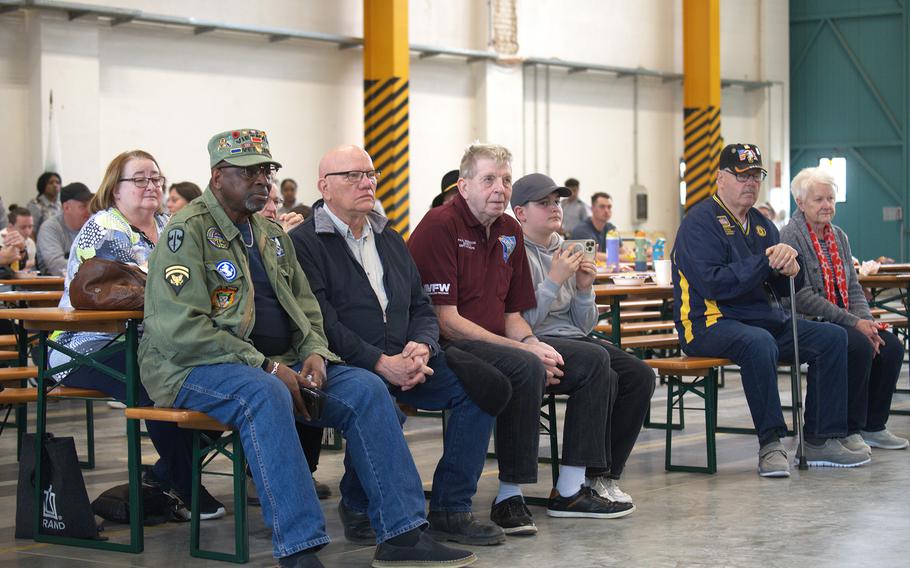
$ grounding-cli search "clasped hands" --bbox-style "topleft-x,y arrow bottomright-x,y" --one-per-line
375,341 -> 434,391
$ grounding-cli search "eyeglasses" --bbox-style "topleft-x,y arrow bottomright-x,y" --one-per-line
476,174 -> 512,189
119,176 -> 167,189
323,170 -> 381,184
725,169 -> 766,183
531,198 -> 562,209
218,164 -> 280,181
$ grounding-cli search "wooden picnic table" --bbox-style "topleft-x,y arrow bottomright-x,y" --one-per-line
876,263 -> 910,273
593,283 -> 674,347
0,276 -> 65,290
0,306 -> 144,552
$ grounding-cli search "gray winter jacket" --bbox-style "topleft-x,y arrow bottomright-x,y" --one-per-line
521,233 -> 598,338
779,208 -> 872,326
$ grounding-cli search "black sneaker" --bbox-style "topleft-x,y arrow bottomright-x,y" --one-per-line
313,476 -> 332,500
546,485 -> 634,519
176,485 -> 227,521
372,529 -> 476,568
489,495 -> 537,535
427,510 -> 505,545
338,501 -> 376,545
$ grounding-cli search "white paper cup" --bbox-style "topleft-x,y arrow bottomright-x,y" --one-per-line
654,259 -> 673,286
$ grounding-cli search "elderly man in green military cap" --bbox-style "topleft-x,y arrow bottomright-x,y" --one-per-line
139,129 -> 476,568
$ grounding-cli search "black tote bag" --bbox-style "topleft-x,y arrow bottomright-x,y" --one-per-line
15,433 -> 101,540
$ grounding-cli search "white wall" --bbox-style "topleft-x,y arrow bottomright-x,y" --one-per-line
0,0 -> 788,240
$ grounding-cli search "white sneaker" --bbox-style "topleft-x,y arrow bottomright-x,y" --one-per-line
861,429 -> 910,450
586,476 -> 633,504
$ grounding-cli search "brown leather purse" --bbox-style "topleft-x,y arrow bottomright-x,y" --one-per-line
69,258 -> 147,310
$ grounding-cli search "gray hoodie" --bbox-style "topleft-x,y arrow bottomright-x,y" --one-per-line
521,233 -> 598,338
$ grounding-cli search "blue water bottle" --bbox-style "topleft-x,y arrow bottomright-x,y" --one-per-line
652,238 -> 666,262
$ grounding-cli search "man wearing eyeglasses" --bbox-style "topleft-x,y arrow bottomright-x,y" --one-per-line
672,143 -> 864,477
408,144 -> 563,536
141,130 -> 476,568
290,145 -> 504,547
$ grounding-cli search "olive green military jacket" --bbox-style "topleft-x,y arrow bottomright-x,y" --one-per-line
139,188 -> 339,407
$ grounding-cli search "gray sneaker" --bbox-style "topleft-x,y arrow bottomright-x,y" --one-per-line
587,477 -> 633,504
861,429 -> 910,450
804,438 -> 871,468
758,441 -> 790,477
839,433 -> 872,456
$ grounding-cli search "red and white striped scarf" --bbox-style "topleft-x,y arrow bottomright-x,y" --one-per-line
806,221 -> 849,309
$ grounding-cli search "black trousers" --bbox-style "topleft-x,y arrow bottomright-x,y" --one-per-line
565,336 -> 655,479
844,325 -> 904,433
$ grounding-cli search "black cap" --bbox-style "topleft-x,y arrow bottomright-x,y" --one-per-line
60,182 -> 93,203
440,169 -> 459,193
510,173 -> 571,208
718,143 -> 767,174
432,169 -> 460,208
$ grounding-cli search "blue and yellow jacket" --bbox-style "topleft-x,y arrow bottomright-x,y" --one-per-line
672,194 -> 803,348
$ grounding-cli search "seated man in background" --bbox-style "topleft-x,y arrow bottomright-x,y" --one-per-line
292,144 -> 503,546
0,221 -> 27,277
140,128 -> 475,568
559,177 -> 590,236
262,179 -> 306,233
36,182 -> 92,275
569,192 -> 616,263
673,143 -> 868,477
512,173 -> 654,508
2,207 -> 36,270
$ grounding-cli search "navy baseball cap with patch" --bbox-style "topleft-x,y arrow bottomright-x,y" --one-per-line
718,143 -> 767,174
510,173 -> 571,208
207,128 -> 282,169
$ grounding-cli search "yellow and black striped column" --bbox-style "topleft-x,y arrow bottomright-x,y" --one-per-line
683,0 -> 722,211
364,0 -> 410,235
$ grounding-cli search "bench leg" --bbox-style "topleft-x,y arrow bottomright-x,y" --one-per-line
645,375 -> 685,430
190,431 -> 249,563
665,373 -> 717,474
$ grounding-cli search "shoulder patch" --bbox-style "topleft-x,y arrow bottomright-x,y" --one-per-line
216,260 -> 238,282
167,228 -> 184,253
272,236 -> 285,257
211,286 -> 238,309
499,235 -> 517,262
165,265 -> 190,295
206,227 -> 229,249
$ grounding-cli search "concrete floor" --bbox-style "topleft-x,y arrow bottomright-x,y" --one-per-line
1,369 -> 909,568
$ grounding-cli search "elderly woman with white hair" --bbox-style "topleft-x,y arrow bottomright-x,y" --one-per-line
781,167 -> 907,452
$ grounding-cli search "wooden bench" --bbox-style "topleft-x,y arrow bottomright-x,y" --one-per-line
125,407 -> 247,563
0,334 -> 18,348
0,385 -> 109,468
644,356 -> 731,474
0,386 -> 108,404
593,321 -> 676,335
0,366 -> 38,384
622,333 -> 680,351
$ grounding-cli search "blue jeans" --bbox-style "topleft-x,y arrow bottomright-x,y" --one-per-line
684,318 -> 848,441
173,363 -> 427,558
341,352 -> 494,513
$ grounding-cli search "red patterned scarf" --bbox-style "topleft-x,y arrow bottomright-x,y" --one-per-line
806,221 -> 849,309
